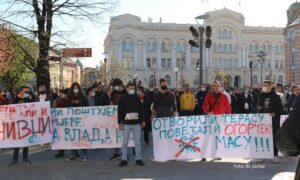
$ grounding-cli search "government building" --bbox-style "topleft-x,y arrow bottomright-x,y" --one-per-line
103,8 -> 285,88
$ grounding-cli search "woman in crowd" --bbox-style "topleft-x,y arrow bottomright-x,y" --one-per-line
65,83 -> 89,162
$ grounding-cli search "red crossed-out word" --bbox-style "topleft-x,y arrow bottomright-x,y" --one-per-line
174,136 -> 201,158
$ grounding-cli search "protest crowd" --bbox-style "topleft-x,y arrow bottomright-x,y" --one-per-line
0,78 -> 300,168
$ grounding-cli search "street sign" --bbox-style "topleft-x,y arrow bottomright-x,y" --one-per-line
61,48 -> 92,58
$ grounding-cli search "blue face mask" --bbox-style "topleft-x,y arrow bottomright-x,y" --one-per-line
128,90 -> 135,95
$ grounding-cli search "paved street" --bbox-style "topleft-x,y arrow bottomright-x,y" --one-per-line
0,136 -> 297,180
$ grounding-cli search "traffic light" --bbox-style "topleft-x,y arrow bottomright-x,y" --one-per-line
205,26 -> 212,37
189,40 -> 199,47
205,39 -> 212,48
189,26 -> 199,38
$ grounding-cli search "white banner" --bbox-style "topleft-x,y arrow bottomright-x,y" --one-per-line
152,114 -> 274,161
0,102 -> 52,148
51,106 -> 133,150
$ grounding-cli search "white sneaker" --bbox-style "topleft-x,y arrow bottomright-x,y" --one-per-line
273,156 -> 279,164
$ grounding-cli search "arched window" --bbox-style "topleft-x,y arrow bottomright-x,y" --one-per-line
228,31 -> 232,39
122,38 -> 134,52
218,44 -> 222,53
275,45 -> 279,54
218,31 -> 222,39
165,75 -> 171,85
262,45 -> 266,52
224,44 -> 227,53
223,30 -> 227,39
249,45 -> 253,53
162,42 -> 166,52
147,38 -> 157,52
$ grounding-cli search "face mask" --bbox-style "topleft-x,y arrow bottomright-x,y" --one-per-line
39,91 -> 46,95
91,92 -> 95,96
39,94 -> 46,98
161,86 -> 167,91
114,86 -> 120,91
128,90 -> 135,95
262,87 -> 267,93
200,88 -> 206,91
74,88 -> 79,94
24,93 -> 30,98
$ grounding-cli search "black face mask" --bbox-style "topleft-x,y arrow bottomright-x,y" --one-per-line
39,91 -> 46,95
161,86 -> 167,91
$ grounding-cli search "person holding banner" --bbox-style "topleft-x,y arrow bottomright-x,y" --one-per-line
202,81 -> 231,115
65,83 -> 90,162
152,78 -> 177,119
118,83 -> 146,167
257,80 -> 283,163
9,86 -> 33,167
110,78 -> 127,161
180,84 -> 195,117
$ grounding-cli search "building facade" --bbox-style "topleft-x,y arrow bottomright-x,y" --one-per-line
285,2 -> 300,85
104,9 -> 285,88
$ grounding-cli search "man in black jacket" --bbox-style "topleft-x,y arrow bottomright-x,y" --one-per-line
118,83 -> 146,167
258,80 -> 283,163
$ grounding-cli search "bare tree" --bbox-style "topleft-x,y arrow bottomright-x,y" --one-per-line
0,0 -> 118,90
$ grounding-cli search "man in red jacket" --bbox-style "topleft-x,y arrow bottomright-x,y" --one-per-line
202,81 -> 231,115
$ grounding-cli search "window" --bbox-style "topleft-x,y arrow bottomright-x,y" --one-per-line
176,59 -> 181,68
275,60 -> 279,69
223,59 -> 227,69
280,60 -> 284,69
253,75 -> 258,85
267,45 -> 271,54
262,45 -> 266,53
147,39 -> 157,52
254,45 -> 258,53
167,59 -> 172,68
218,31 -> 222,39
165,75 -> 171,85
229,59 -> 232,69
182,59 -> 186,68
229,44 -> 232,53
149,75 -> 155,86
275,45 -> 279,54
224,44 -> 227,53
228,31 -> 232,39
218,44 -> 222,53
249,45 -> 253,54
280,45 -> 284,54
278,76 -> 283,84
162,43 -> 166,52
147,58 -> 151,68
122,38 -> 134,52
152,58 -> 156,67
291,49 -> 296,67
162,58 -> 166,69
176,43 -> 186,53
223,30 -> 227,39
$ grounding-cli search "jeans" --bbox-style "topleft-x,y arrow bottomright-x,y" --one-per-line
13,148 -> 28,161
121,124 -> 142,161
71,149 -> 87,157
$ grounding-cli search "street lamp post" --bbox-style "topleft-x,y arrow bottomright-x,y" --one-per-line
189,14 -> 211,85
174,67 -> 179,89
257,51 -> 267,85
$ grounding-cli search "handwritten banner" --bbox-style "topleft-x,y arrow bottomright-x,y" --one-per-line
0,102 -> 52,148
51,106 -> 133,150
152,114 -> 274,161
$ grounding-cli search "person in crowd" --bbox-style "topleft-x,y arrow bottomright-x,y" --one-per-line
53,89 -> 69,158
152,78 -> 177,119
251,87 -> 260,113
95,84 -> 104,100
36,84 -> 51,103
65,83 -> 89,162
136,86 -> 152,145
285,85 -> 300,113
118,83 -> 146,167
100,86 -> 112,106
239,87 -> 253,114
230,88 -> 240,114
195,84 -> 207,115
0,89 -> 9,105
276,93 -> 300,157
276,84 -> 289,114
110,78 -> 127,161
202,81 -> 231,115
257,80 -> 283,163
9,86 -> 33,167
87,87 -> 101,106
179,84 -> 195,116
220,85 -> 231,105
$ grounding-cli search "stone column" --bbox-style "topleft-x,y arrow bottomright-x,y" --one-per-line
157,44 -> 162,70
143,44 -> 147,68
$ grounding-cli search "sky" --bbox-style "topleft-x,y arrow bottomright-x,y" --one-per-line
80,0 -> 297,68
